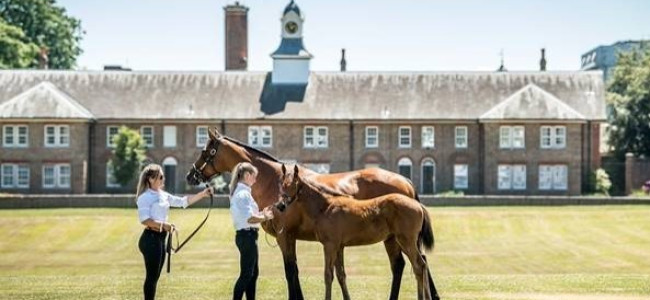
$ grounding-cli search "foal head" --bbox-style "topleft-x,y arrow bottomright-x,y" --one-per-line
276,164 -> 302,212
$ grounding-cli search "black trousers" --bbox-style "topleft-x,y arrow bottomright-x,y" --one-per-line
139,229 -> 167,300
233,229 -> 259,300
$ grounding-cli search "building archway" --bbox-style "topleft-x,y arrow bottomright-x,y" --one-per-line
421,158 -> 436,194
397,157 -> 413,180
162,156 -> 178,193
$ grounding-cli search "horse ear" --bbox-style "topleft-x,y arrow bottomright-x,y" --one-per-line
294,165 -> 299,177
208,128 -> 217,141
213,127 -> 222,138
281,164 -> 286,175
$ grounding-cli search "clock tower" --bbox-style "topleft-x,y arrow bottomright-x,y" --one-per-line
271,1 -> 312,85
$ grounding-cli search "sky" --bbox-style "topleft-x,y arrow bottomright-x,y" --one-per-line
58,0 -> 650,72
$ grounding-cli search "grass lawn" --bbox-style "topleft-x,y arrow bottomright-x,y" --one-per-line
1,206 -> 649,300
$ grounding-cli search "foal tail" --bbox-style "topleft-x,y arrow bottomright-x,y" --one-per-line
419,204 -> 434,252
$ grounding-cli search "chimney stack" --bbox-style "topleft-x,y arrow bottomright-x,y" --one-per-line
540,48 -> 547,71
224,2 -> 249,71
38,47 -> 49,69
340,48 -> 347,72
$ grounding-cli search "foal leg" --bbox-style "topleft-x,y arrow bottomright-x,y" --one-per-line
398,238 -> 431,300
277,234 -> 304,300
422,255 -> 440,300
384,236 -> 406,300
323,243 -> 339,300
334,247 -> 351,300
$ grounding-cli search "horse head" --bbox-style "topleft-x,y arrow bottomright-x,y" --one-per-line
186,128 -> 226,185
276,164 -> 302,212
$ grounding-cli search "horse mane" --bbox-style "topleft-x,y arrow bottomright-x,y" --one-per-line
222,136 -> 280,163
299,175 -> 349,198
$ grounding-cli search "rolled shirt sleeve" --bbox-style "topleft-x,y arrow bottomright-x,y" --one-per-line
136,196 -> 153,223
166,192 -> 189,208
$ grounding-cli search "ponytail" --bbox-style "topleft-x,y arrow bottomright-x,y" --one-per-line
229,162 -> 258,196
135,163 -> 162,201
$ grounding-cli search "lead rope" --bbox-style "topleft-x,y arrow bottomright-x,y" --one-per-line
166,184 -> 215,273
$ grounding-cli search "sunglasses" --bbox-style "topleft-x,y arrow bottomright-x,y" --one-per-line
156,174 -> 164,180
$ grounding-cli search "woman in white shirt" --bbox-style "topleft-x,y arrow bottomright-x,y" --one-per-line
228,162 -> 274,300
135,163 -> 212,300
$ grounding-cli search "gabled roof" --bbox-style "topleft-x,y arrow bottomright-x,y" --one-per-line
479,83 -> 586,121
0,71 -> 605,121
0,81 -> 94,119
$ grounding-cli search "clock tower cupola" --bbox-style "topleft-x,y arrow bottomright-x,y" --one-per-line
271,0 -> 313,85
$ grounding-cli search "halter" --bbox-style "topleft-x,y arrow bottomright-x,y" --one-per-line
190,138 -> 221,183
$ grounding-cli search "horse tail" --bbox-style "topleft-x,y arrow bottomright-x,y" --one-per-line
405,178 -> 421,202
419,204 -> 434,252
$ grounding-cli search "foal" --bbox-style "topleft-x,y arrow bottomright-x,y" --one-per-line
277,165 -> 437,300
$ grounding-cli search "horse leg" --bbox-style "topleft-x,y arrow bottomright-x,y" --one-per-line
422,255 -> 440,300
398,237 -> 430,300
323,243 -> 338,300
384,236 -> 405,300
334,247 -> 351,300
277,235 -> 304,300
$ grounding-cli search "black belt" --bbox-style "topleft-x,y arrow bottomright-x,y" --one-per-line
236,227 -> 259,233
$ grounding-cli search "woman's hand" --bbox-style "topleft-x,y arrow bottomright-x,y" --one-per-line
262,206 -> 274,220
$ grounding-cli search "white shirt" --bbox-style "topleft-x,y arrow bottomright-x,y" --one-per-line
229,182 -> 260,230
137,188 -> 188,223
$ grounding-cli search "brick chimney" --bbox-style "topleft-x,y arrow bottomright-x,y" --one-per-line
340,48 -> 347,72
540,48 -> 547,71
224,2 -> 248,71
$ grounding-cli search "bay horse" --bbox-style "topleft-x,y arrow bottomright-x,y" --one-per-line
276,164 -> 436,300
186,128 -> 438,299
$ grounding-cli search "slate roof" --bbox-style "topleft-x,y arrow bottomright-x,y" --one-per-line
271,38 -> 313,58
283,0 -> 301,17
0,70 -> 605,121
0,81 -> 95,119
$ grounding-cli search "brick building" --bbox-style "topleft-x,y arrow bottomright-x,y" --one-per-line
0,1 -> 605,195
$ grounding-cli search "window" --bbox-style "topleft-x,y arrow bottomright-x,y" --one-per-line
44,125 -> 69,147
500,126 -> 525,149
248,126 -> 273,148
304,126 -> 328,148
2,125 -> 28,148
140,126 -> 154,148
539,165 -> 568,190
42,163 -> 71,188
398,126 -> 411,148
106,162 -> 120,188
455,126 -> 468,148
365,126 -> 378,148
1,164 -> 29,188
304,163 -> 330,174
196,126 -> 209,148
498,164 -> 526,190
454,164 -> 468,189
422,126 -> 434,148
107,126 -> 119,148
398,157 -> 412,179
163,126 -> 177,148
540,126 -> 566,149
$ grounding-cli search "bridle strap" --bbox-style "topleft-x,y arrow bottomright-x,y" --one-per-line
166,184 -> 215,273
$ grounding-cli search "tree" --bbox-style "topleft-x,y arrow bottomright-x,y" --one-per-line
0,19 -> 38,68
0,0 -> 84,69
110,126 -> 146,186
607,46 -> 650,159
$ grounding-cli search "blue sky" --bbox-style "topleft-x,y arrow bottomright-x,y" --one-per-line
58,0 -> 650,71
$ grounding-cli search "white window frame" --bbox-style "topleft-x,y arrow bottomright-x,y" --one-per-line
365,126 -> 379,148
454,164 -> 468,189
540,126 -> 566,149
196,126 -> 209,148
106,162 -> 121,188
42,163 -> 71,189
303,163 -> 330,174
248,126 -> 273,148
455,126 -> 468,148
304,126 -> 328,148
398,126 -> 411,148
1,164 -> 29,188
140,126 -> 154,148
106,126 -> 119,148
163,126 -> 177,148
539,164 -> 568,190
44,125 -> 70,148
499,126 -> 525,149
422,126 -> 435,148
498,164 -> 527,190
2,125 -> 29,148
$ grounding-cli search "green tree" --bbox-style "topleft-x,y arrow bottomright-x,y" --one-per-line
0,19 -> 38,68
0,0 -> 84,69
607,46 -> 650,159
110,126 -> 146,186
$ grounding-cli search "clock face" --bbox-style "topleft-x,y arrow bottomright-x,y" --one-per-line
285,21 -> 298,34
